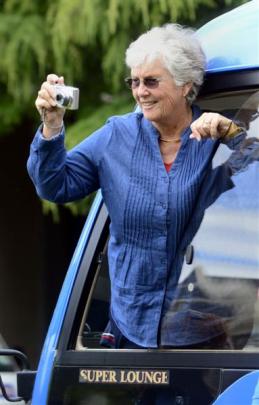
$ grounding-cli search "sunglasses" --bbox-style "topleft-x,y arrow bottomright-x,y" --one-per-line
125,77 -> 162,89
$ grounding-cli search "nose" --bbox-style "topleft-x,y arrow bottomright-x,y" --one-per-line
135,81 -> 150,97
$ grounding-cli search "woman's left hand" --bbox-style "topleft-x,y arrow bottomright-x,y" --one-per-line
190,112 -> 232,141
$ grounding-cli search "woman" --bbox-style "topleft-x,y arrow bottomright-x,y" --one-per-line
27,24 -> 243,350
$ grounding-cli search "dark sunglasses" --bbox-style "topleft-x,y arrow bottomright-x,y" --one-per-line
125,77 -> 162,89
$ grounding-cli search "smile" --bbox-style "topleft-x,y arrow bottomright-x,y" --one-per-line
141,101 -> 157,108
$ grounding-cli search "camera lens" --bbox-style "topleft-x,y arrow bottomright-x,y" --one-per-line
56,93 -> 72,107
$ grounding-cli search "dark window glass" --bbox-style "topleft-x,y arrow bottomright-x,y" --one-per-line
76,244 -> 110,350
75,90 -> 259,352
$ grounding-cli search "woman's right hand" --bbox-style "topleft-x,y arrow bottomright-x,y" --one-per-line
36,73 -> 65,138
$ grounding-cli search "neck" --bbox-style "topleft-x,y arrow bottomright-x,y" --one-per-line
153,105 -> 192,141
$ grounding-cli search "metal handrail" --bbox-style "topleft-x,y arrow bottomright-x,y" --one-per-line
0,349 -> 30,402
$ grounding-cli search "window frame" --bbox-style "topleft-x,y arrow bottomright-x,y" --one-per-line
47,71 -> 259,403
54,195 -> 259,371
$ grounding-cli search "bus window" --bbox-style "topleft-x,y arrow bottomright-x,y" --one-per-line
76,242 -> 110,350
164,89 -> 259,351
75,89 -> 259,353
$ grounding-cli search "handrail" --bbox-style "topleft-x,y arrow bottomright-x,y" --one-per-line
0,349 -> 30,402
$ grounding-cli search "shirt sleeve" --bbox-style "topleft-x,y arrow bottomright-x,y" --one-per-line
220,119 -> 246,150
27,121 -> 113,203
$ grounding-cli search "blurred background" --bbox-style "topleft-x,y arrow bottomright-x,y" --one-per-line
0,0 -> 249,368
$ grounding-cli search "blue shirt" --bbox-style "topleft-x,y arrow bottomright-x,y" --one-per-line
27,106 -> 237,348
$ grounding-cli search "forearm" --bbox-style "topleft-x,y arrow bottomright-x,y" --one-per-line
27,126 -> 100,203
27,127 -> 69,202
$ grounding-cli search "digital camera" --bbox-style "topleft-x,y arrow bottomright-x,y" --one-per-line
53,85 -> 79,110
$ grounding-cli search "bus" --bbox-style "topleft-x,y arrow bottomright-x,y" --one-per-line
1,1 -> 259,404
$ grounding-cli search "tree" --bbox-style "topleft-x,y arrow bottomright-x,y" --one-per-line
0,0 -> 248,216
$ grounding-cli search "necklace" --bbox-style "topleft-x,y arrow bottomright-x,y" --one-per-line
159,137 -> 181,143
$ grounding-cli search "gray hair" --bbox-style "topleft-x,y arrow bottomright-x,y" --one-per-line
125,24 -> 206,104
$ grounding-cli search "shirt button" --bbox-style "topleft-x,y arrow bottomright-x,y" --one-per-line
160,258 -> 167,265
160,202 -> 167,209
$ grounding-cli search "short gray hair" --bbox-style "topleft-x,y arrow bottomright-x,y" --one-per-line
125,24 -> 206,104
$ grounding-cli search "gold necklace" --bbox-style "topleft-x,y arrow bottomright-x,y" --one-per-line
159,137 -> 180,143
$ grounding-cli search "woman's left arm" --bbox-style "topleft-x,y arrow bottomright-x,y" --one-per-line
190,112 -> 244,143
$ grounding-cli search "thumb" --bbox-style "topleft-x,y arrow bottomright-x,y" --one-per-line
59,76 -> 65,85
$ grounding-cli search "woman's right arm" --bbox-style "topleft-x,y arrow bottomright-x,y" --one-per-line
27,74 -> 111,203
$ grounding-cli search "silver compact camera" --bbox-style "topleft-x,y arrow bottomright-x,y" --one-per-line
53,85 -> 79,110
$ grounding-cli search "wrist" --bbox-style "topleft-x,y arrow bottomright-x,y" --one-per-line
42,122 -> 64,139
43,120 -> 64,130
40,107 -> 64,136
224,121 -> 243,139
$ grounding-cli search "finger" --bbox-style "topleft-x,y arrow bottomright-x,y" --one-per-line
192,116 -> 209,132
199,112 -> 213,124
210,114 -> 231,138
201,122 -> 211,136
190,126 -> 202,141
191,121 -> 209,138
46,74 -> 65,87
210,115 -> 220,139
41,81 -> 57,98
203,112 -> 219,122
58,76 -> 64,85
36,97 -> 55,112
190,133 -> 201,141
194,113 -> 220,139
36,84 -> 58,110
38,87 -> 57,107
47,73 -> 60,84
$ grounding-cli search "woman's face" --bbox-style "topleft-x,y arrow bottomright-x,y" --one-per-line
131,59 -> 190,127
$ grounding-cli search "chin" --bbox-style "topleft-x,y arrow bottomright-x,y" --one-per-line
142,110 -> 159,121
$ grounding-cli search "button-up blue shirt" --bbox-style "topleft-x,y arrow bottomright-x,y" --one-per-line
27,106 -> 230,347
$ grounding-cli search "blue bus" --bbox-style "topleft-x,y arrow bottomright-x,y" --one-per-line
1,1 -> 259,404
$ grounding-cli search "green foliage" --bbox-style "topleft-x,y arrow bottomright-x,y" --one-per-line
0,14 -> 47,99
0,0 -> 248,113
0,0 -> 249,215
42,194 -> 96,222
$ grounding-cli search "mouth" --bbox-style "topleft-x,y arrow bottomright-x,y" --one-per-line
140,101 -> 157,109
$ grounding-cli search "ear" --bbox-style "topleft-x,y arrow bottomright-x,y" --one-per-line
182,82 -> 192,97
